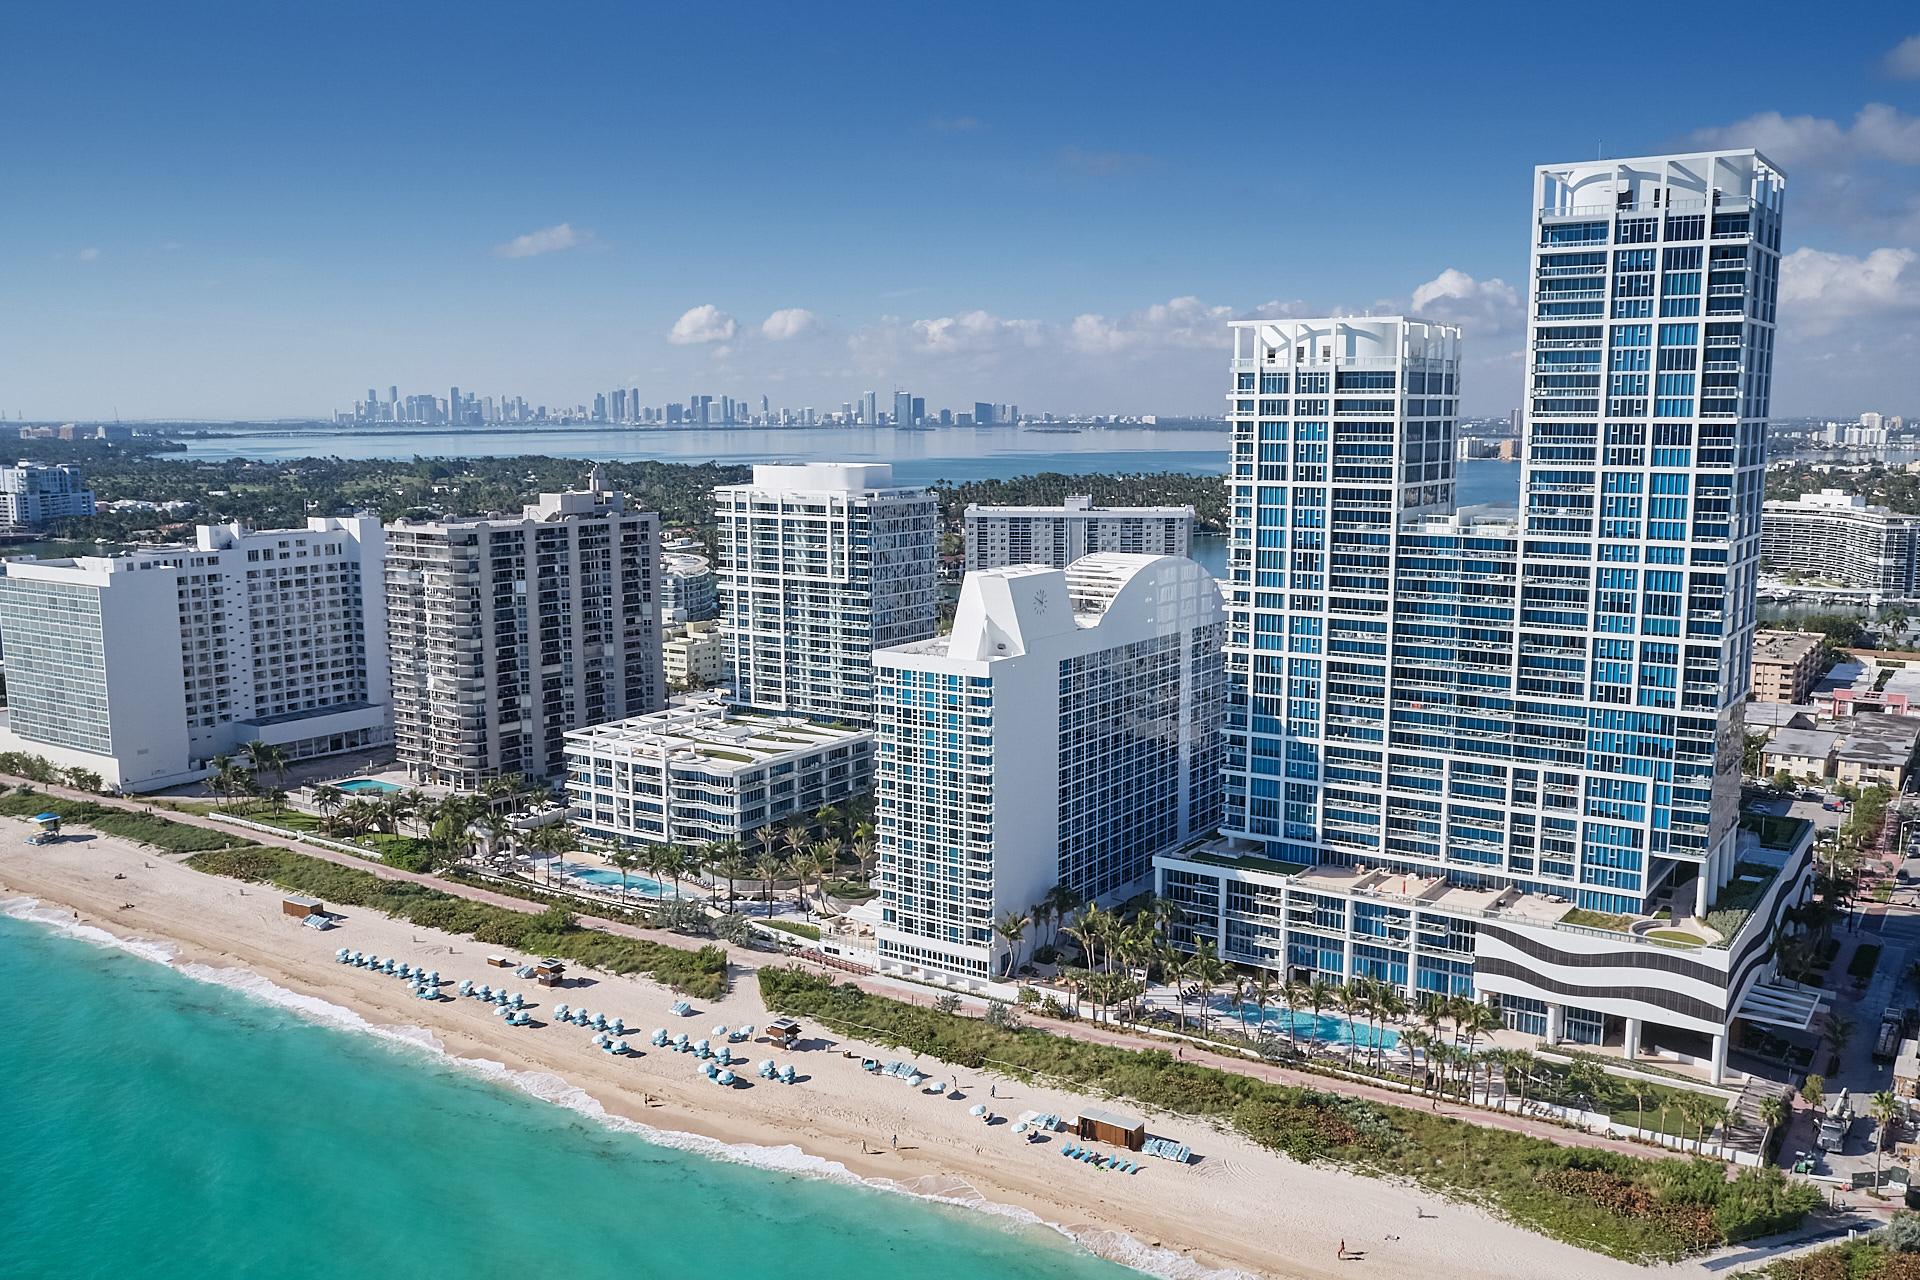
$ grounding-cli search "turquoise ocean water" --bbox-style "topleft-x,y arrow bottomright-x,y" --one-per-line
0,910 -> 1135,1280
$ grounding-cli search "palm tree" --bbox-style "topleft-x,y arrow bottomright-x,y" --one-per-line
204,755 -> 235,806
1249,971 -> 1277,1045
850,832 -> 877,882
1277,979 -> 1303,1053
313,784 -> 345,832
242,740 -> 288,792
1189,940 -> 1227,1035
1337,981 -> 1367,1066
812,803 -> 840,845
1307,979 -> 1334,1054
754,850 -> 781,914
1164,946 -> 1195,1031
1456,1001 -> 1502,1096
609,850 -> 643,906
994,910 -> 1031,979
1873,1090 -> 1901,1187
805,840 -> 839,911
1373,984 -> 1409,1072
1502,1048 -> 1537,1111
715,852 -> 752,914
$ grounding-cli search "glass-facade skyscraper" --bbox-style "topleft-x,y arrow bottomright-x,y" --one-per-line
1214,150 -> 1784,918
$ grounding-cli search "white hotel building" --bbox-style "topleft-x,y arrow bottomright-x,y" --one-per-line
0,518 -> 390,791
874,554 -> 1225,986
716,463 -> 937,726
1153,151 -> 1815,1082
963,495 -> 1194,572
565,694 -> 872,849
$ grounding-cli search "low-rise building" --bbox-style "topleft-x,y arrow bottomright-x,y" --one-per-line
1750,631 -> 1825,704
662,621 -> 724,689
564,695 -> 872,849
1156,816 -> 1819,1085
1834,715 -> 1920,790
1761,727 -> 1840,783
962,494 -> 1194,572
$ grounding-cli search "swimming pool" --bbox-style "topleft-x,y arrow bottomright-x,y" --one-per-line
563,865 -> 668,897
1238,1006 -> 1400,1050
338,779 -> 404,795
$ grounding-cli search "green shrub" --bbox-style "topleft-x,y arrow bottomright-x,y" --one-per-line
764,919 -> 821,941
186,845 -> 730,999
0,792 -> 253,853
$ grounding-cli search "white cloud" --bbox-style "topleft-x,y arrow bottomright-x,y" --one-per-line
761,307 -> 818,341
492,222 -> 593,259
1779,246 -> 1920,334
667,304 -> 737,345
1409,268 -> 1522,335
1068,296 -> 1234,353
1887,34 -> 1920,79
907,310 -> 1046,354
76,247 -> 100,262
1691,104 -> 1920,238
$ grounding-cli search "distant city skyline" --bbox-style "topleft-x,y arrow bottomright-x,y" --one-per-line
3,6 -> 1917,421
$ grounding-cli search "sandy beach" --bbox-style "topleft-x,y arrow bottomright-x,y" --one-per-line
2,824 -> 1706,1280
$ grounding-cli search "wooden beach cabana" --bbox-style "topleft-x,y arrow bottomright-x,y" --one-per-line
1076,1107 -> 1146,1151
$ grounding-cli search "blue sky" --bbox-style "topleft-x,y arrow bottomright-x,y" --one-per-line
4,2 -> 1918,420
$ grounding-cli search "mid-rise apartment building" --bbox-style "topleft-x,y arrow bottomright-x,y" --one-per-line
1761,489 -> 1920,598
1157,151 -> 1807,1082
0,518 -> 389,790
565,694 -> 872,848
963,494 -> 1194,571
0,462 -> 96,533
715,463 -> 937,726
1749,630 -> 1824,704
385,479 -> 662,791
874,554 -> 1225,986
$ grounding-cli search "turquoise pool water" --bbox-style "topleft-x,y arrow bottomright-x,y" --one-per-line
1238,1005 -> 1400,1049
565,864 -> 669,896
0,910 -> 1133,1279
338,778 -> 403,794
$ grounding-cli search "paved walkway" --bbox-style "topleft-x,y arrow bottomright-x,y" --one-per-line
3,775 -> 1783,1165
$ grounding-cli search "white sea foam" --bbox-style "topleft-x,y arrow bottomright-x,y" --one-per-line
2,896 -> 1250,1280
2,895 -> 179,964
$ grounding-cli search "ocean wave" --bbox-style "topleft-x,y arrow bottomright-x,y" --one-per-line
1,895 -> 179,964
2,898 -> 1248,1280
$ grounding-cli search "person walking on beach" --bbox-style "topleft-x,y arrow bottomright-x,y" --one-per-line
1336,1239 -> 1346,1260
890,1134 -> 897,1151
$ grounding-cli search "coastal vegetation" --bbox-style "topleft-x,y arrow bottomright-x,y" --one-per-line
928,472 -> 1228,531
758,966 -> 1819,1262
187,844 -> 730,999
35,443 -> 751,543
0,790 -> 252,853
1746,1213 -> 1920,1277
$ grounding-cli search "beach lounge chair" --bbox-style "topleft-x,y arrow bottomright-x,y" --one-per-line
670,1000 -> 691,1017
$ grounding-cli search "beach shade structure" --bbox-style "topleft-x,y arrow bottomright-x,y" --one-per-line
717,1070 -> 736,1087
553,1004 -> 571,1020
478,983 -> 493,1000
335,948 -> 351,963
510,993 -> 526,1010
928,1081 -> 948,1095
730,1025 -> 753,1043
700,1061 -> 717,1078
969,1104 -> 988,1121
399,963 -> 412,979
609,1040 -> 629,1056
1076,1108 -> 1146,1152
457,980 -> 474,997
493,989 -> 510,1006
651,1029 -> 669,1047
758,1059 -> 776,1079
712,1025 -> 729,1039
778,1064 -> 796,1084
608,1017 -> 625,1036
426,970 -> 440,986
352,952 -> 367,967
366,954 -> 381,970
383,959 -> 398,975
593,1032 -> 609,1048
573,1009 -> 591,1026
